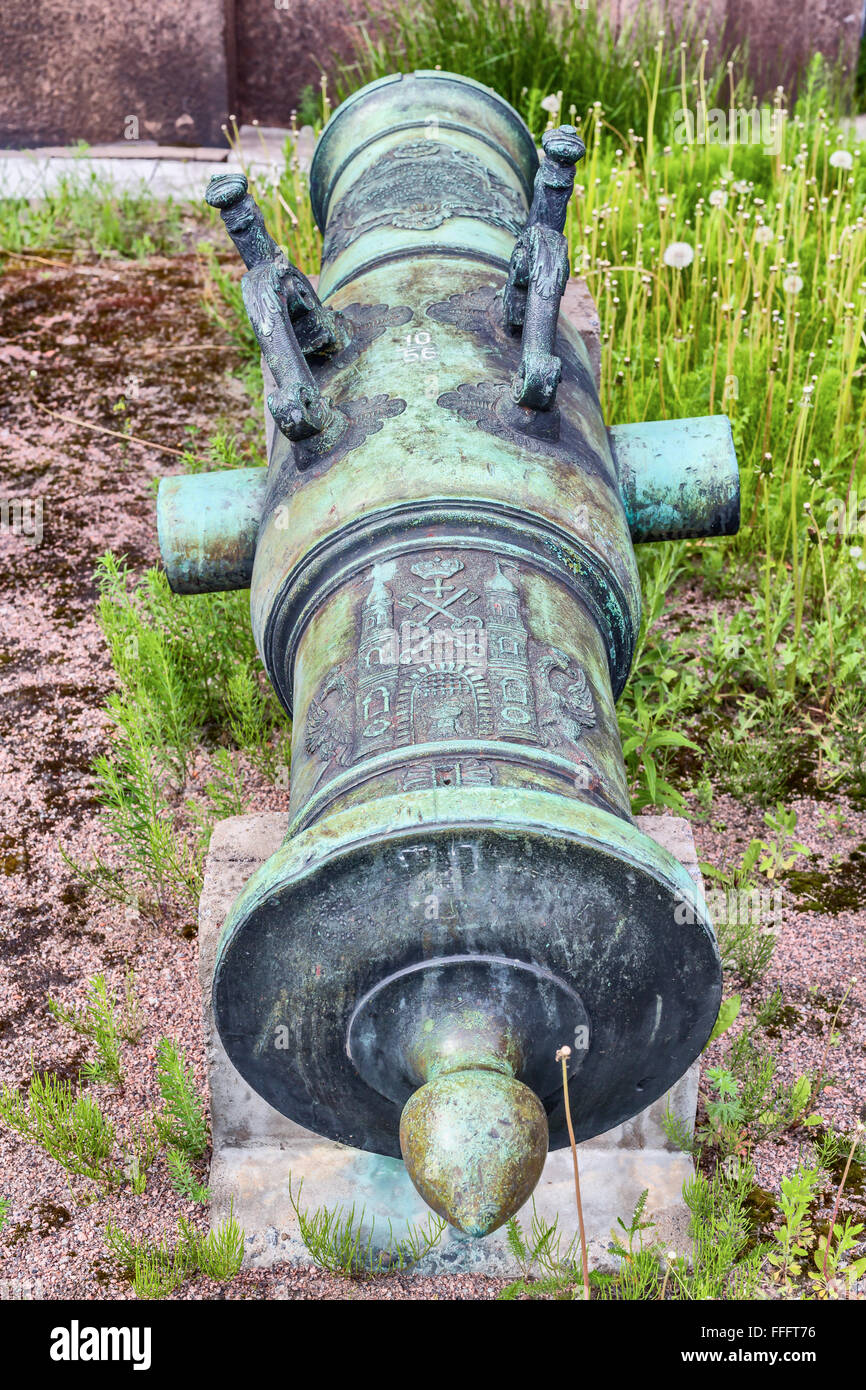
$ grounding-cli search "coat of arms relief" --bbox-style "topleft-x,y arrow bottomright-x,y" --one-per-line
305,551 -> 598,794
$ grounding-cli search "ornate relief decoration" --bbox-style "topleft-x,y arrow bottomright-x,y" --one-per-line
535,647 -> 596,746
304,668 -> 355,766
322,302 -> 414,369
270,301 -> 413,475
292,393 -> 407,472
427,282 -> 599,403
304,551 -> 597,793
321,142 -> 526,263
426,282 -> 610,477
436,380 -> 610,480
426,282 -> 504,338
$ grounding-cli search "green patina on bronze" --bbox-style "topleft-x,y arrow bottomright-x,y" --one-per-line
399,1071 -> 548,1239
610,415 -> 740,542
154,70 -> 740,1238
157,467 -> 268,594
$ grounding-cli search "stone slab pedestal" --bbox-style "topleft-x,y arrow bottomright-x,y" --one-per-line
200,813 -> 705,1276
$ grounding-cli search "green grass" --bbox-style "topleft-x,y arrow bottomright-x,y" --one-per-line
104,1206 -> 244,1297
48,969 -> 142,1086
0,1072 -> 122,1191
0,1027 -> 209,1202
65,545 -> 290,920
153,1038 -> 211,1201
0,167 -> 185,265
286,1176 -> 446,1277
325,0 -> 748,142
496,1177 -> 768,1300
580,55 -> 865,805
154,1038 -> 209,1159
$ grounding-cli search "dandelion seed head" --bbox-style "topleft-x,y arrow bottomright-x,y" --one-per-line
663,241 -> 694,269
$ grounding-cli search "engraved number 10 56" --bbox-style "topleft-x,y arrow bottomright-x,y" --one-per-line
401,331 -> 436,362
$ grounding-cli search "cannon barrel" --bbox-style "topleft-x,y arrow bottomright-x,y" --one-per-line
157,71 -> 733,1236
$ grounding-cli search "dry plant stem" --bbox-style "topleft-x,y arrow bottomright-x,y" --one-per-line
821,1127 -> 863,1282
813,979 -> 855,1107
0,247 -> 80,269
559,1051 -> 590,1300
136,344 -> 237,358
843,443 -> 864,517
30,398 -> 186,456
90,344 -> 237,364
774,979 -> 857,1140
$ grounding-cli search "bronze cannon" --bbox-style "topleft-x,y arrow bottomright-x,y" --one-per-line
156,71 -> 739,1236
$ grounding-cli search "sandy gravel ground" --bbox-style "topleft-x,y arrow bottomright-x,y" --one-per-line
0,254 -> 863,1301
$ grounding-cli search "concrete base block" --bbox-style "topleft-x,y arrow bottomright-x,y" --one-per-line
201,812 -> 705,1275
561,276 -> 602,391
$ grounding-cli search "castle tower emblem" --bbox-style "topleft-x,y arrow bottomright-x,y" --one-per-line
307,551 -> 570,789
484,559 -> 540,744
354,560 -> 399,756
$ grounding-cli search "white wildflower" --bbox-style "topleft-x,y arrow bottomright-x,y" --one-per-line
829,149 -> 854,170
663,241 -> 695,269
